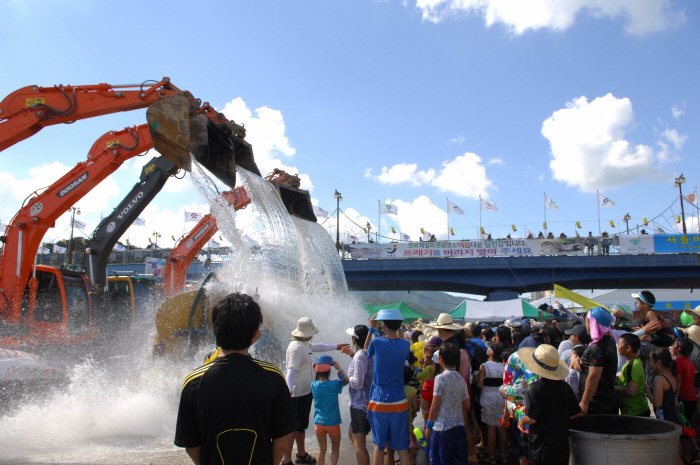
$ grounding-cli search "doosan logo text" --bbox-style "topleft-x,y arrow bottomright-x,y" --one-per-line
57,172 -> 89,198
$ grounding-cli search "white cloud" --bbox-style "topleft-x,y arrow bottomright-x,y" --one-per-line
414,0 -> 685,35
367,153 -> 493,199
662,128 -> 687,150
672,102 -> 686,119
221,98 -> 313,191
392,196 -> 449,241
538,173 -> 545,182
0,162 -> 121,244
487,158 -> 504,165
448,135 -> 465,145
542,93 -> 674,192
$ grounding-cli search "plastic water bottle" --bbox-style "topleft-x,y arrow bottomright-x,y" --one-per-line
657,409 -> 664,420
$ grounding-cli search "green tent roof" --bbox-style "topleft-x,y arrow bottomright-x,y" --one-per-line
363,301 -> 432,322
521,300 -> 540,319
447,299 -> 541,321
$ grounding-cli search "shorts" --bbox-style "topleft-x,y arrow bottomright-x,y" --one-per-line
430,425 -> 468,465
292,393 -> 313,433
680,399 -> 696,422
350,407 -> 371,435
314,424 -> 341,435
367,408 -> 410,450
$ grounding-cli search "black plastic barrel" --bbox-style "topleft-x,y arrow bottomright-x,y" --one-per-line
569,414 -> 681,464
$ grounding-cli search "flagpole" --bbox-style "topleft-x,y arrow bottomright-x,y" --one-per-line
479,195 -> 482,239
377,200 -> 380,243
446,198 -> 450,240
596,190 -> 601,236
543,192 -> 547,236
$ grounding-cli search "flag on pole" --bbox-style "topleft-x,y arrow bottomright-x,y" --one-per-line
422,231 -> 432,241
420,228 -> 425,234
598,193 -> 615,207
447,201 -> 464,214
185,211 -> 203,222
72,219 -> 86,229
37,246 -> 51,254
113,243 -> 126,251
314,206 -> 330,218
654,224 -> 667,234
133,217 -> 146,227
675,216 -> 681,224
379,202 -> 398,215
401,232 -> 411,241
450,228 -> 454,236
480,198 -> 498,212
688,189 -> 697,205
209,239 -> 221,248
53,244 -> 67,253
544,195 -> 560,211
391,227 -> 396,233
643,218 -> 649,226
349,235 -> 358,241
575,221 -> 582,228
543,222 -> 547,229
525,226 -> 534,238
511,225 -> 517,231
609,220 -> 616,227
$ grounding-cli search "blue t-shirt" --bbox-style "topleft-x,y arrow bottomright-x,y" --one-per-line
311,379 -> 345,426
367,337 -> 411,403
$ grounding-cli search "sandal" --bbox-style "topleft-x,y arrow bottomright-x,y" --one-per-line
295,453 -> 317,464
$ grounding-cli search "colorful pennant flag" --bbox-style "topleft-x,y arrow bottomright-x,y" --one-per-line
53,244 -> 67,253
401,233 -> 411,241
391,227 -> 396,233
480,227 -> 485,233
575,222 -> 581,228
609,220 -> 615,227
133,217 -> 146,227
688,189 -> 697,205
420,228 -> 425,234
72,218 -> 86,229
676,216 -> 681,224
511,225 -> 517,231
450,228 -> 455,236
314,206 -> 330,218
543,222 -> 547,229
643,218 -> 648,226
113,243 -> 126,251
554,284 -> 608,311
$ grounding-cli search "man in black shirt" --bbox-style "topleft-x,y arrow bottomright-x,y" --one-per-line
175,293 -> 296,465
579,307 -> 619,415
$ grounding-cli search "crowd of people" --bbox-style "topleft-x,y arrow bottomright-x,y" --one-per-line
173,290 -> 700,465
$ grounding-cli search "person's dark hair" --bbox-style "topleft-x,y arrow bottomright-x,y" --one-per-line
383,320 -> 403,331
411,331 -> 423,343
315,369 -> 330,381
501,348 -> 515,364
532,332 -> 545,345
438,342 -> 460,368
619,333 -> 641,353
407,351 -> 417,365
495,326 -> 513,348
639,290 -> 656,305
472,326 -> 483,338
511,328 -> 525,347
676,337 -> 693,357
481,328 -> 494,342
540,327 -> 559,347
531,326 -> 541,335
651,348 -> 676,375
571,345 -> 585,358
453,328 -> 466,349
353,324 -> 369,349
403,365 -> 414,385
489,342 -> 505,360
211,292 -> 262,351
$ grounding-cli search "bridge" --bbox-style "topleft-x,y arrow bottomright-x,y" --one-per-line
60,234 -> 699,301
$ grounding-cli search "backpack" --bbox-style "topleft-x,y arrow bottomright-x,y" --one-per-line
465,340 -> 488,370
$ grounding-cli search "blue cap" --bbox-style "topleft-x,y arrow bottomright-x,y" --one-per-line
590,306 -> 614,327
376,309 -> 403,321
315,355 -> 334,365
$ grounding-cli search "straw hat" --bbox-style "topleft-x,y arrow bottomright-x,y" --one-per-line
689,306 -> 700,319
429,313 -> 463,331
519,344 -> 569,380
687,325 -> 700,346
291,317 -> 320,338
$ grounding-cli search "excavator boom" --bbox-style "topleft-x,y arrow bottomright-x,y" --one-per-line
0,78 -> 182,152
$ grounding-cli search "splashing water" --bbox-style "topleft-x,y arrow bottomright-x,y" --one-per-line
0,163 -> 367,463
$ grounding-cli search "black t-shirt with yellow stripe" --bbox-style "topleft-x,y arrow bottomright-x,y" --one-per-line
175,353 -> 297,465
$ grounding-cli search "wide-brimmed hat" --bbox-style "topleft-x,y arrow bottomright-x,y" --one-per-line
291,317 -> 320,338
690,306 -> 700,319
519,344 -> 569,380
429,313 -> 463,331
687,325 -> 700,346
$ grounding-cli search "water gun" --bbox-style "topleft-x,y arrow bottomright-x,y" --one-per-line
680,404 -> 696,437
413,427 -> 430,456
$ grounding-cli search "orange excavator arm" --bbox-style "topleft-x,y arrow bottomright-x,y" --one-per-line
163,188 -> 251,298
0,124 -> 156,323
0,78 -> 184,152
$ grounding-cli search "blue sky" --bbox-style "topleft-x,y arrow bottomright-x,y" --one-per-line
1,0 -> 698,247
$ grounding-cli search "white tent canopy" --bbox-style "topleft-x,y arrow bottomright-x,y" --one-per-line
529,289 -> 700,311
451,298 -> 526,322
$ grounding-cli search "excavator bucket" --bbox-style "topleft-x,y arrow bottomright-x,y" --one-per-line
146,94 -> 261,190
272,183 -> 317,223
